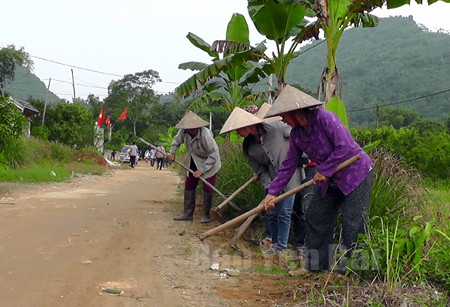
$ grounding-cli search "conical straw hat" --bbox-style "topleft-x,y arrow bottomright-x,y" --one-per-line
264,85 -> 323,118
220,107 -> 264,134
255,103 -> 282,123
175,111 -> 210,129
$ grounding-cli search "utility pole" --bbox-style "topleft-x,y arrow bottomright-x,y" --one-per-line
268,74 -> 273,104
210,112 -> 212,131
71,69 -> 76,103
42,78 -> 51,125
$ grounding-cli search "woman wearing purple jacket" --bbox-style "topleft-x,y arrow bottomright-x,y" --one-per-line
263,85 -> 373,275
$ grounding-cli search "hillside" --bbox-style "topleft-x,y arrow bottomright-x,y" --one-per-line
3,65 -> 61,105
286,16 -> 450,126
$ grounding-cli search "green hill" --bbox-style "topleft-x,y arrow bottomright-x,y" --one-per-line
286,16 -> 450,127
3,65 -> 62,105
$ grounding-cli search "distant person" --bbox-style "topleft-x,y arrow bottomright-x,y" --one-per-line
129,141 -> 139,168
150,148 -> 156,167
111,150 -> 116,161
144,150 -> 150,163
155,143 -> 166,170
168,111 -> 221,223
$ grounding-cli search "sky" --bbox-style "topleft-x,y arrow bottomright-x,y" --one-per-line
2,0 -> 450,102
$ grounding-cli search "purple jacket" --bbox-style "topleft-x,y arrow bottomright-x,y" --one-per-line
268,109 -> 373,198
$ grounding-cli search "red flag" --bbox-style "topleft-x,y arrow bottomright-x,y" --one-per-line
106,115 -> 111,129
97,105 -> 104,127
118,108 -> 127,120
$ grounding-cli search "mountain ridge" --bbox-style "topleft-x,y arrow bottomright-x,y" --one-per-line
286,16 -> 450,126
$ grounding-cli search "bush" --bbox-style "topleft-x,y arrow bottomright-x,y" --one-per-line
350,150 -> 446,290
52,142 -> 74,163
1,137 -> 26,168
215,141 -> 265,218
352,125 -> 450,179
31,125 -> 49,140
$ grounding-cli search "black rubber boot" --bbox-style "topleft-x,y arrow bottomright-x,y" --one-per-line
174,190 -> 196,221
201,191 -> 213,224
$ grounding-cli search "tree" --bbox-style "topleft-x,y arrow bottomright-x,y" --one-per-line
0,45 -> 34,97
0,96 -> 27,149
376,106 -> 420,129
311,0 -> 449,109
245,0 -> 315,94
105,70 -> 161,136
44,102 -> 94,148
176,13 -> 267,113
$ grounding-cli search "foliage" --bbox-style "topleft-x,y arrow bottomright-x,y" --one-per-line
158,126 -> 186,155
0,97 -> 28,147
0,97 -> 28,167
346,150 -> 441,290
176,13 -> 266,113
285,17 -> 450,126
246,0 -> 314,92
0,137 -> 105,183
0,45 -> 33,96
41,102 -> 94,148
314,0 -> 380,102
426,229 -> 450,289
325,97 -> 349,129
352,123 -> 450,179
0,152 -> 8,170
368,149 -> 426,223
51,142 -> 74,163
215,141 -> 265,218
105,69 -> 161,136
375,106 -> 420,129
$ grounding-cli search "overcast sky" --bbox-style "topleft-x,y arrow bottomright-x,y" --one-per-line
2,0 -> 450,102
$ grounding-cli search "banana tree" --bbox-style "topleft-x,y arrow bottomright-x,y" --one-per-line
242,0 -> 316,95
176,13 -> 266,113
312,0 -> 449,125
313,0 -> 380,104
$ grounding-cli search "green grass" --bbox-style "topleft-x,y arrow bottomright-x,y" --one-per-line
253,264 -> 288,275
0,162 -> 108,183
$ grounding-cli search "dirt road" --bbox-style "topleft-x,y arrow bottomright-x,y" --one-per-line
0,164 -> 236,307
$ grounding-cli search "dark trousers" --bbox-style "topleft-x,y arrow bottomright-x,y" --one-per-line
305,171 -> 372,273
293,165 -> 318,248
130,155 -> 136,168
184,159 -> 216,192
150,158 -> 156,167
156,158 -> 164,170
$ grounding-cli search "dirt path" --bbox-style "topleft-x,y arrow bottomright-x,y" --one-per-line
0,164 -> 241,307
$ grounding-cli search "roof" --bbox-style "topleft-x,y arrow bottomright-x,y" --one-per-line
10,97 -> 40,117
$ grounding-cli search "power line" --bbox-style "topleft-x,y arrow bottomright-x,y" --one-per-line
51,78 -> 108,90
298,40 -> 325,55
32,55 -> 123,77
31,55 -> 181,85
347,88 -> 450,113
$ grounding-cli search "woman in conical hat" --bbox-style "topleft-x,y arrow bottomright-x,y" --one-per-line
168,111 -> 221,224
221,107 -> 307,254
262,85 -> 373,275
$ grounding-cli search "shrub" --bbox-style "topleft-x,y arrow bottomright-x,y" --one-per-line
52,142 -> 74,163
215,141 -> 265,219
1,137 -> 26,168
31,125 -> 49,140
350,150 -> 443,290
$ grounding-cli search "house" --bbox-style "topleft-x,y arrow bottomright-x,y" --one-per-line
10,97 -> 40,137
